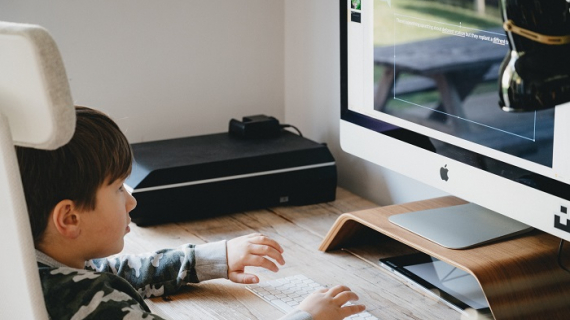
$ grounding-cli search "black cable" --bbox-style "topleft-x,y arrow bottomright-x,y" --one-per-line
557,239 -> 570,273
281,124 -> 303,137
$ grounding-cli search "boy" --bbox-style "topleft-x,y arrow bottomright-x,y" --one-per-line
16,106 -> 366,320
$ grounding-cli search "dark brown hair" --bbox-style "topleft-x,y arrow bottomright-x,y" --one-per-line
16,106 -> 133,245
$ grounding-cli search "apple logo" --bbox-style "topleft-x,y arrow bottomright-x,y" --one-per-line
440,165 -> 449,181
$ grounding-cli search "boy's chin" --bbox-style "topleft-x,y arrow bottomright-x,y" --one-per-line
108,241 -> 126,257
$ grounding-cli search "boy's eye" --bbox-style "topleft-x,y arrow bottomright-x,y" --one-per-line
119,185 -> 125,192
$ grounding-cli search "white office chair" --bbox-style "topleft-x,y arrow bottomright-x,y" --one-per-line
0,21 -> 75,319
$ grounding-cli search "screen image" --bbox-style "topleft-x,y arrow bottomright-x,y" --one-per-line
349,0 -> 555,169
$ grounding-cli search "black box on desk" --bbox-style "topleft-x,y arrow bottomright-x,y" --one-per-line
126,131 -> 337,225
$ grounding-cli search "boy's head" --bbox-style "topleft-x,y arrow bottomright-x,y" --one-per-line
16,106 -> 134,248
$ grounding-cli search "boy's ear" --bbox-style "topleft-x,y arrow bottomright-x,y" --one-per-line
51,200 -> 82,239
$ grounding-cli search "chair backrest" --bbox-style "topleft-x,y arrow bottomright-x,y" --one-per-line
0,21 -> 75,319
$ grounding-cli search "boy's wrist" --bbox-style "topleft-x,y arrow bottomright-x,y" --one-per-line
194,240 -> 228,281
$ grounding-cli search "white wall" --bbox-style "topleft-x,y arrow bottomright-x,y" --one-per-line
2,0 -> 443,205
1,0 -> 285,143
283,0 -> 445,205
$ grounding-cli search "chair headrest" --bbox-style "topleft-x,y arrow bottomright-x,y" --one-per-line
0,21 -> 75,149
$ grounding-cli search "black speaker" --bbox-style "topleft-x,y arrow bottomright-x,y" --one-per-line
126,131 -> 337,225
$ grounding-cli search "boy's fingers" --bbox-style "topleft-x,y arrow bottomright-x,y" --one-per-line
260,257 -> 280,272
340,304 -> 366,317
229,272 -> 259,284
333,291 -> 360,305
326,285 -> 352,297
250,234 -> 284,253
249,244 -> 285,265
246,255 -> 280,272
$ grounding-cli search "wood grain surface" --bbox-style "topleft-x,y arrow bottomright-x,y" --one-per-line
121,188 -> 464,319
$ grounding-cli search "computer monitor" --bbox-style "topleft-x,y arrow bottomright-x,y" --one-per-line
341,0 -> 570,248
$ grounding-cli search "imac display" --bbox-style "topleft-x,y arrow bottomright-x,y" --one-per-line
340,0 -> 570,246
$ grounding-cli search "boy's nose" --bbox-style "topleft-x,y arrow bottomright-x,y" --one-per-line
126,191 -> 137,213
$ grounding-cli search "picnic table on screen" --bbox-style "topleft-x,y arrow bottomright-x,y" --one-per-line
374,32 -> 508,125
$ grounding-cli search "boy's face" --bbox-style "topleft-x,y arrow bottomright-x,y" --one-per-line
79,178 -> 137,259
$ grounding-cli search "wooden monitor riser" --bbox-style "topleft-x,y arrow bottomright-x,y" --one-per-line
319,196 -> 570,320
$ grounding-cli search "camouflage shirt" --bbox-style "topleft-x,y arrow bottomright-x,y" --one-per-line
36,241 -> 228,319
36,242 -> 312,320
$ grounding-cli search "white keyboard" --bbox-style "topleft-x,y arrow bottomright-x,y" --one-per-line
246,274 -> 378,319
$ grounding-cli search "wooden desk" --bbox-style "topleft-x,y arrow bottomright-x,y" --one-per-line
374,34 -> 507,128
121,188 -> 461,319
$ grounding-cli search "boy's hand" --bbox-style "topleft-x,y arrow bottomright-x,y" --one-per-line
226,233 -> 285,284
298,285 -> 366,320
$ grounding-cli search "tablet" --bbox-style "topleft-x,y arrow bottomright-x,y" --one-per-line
379,252 -> 491,316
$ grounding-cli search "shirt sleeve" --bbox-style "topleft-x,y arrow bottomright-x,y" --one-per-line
85,241 -> 228,298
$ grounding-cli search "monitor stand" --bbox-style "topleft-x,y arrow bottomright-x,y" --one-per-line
388,203 -> 533,249
319,196 -> 570,319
